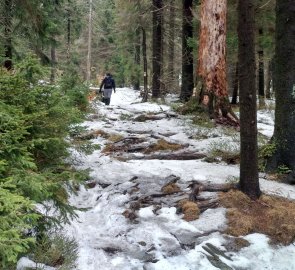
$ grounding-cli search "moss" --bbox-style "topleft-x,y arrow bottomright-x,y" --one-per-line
176,98 -> 203,115
192,113 -> 215,128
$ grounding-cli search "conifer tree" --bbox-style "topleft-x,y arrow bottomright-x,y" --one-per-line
238,0 -> 261,199
180,0 -> 194,101
152,0 -> 163,98
266,0 -> 295,182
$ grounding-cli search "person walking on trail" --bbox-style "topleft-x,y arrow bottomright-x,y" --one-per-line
99,73 -> 116,105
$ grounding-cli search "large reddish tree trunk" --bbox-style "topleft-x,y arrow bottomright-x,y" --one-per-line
198,0 -> 227,97
198,0 -> 238,125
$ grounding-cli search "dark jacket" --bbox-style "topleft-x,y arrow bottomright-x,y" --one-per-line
99,75 -> 116,91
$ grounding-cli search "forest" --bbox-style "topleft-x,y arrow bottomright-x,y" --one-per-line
1,0 -> 295,269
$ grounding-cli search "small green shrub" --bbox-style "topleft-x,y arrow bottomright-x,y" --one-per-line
0,183 -> 38,267
258,143 -> 276,171
277,165 -> 292,175
259,143 -> 276,158
208,140 -> 240,163
0,55 -> 89,267
176,98 -> 203,115
192,113 -> 215,128
29,234 -> 78,270
226,176 -> 239,184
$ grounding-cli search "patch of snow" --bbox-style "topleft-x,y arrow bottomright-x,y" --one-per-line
62,88 -> 295,270
17,257 -> 56,270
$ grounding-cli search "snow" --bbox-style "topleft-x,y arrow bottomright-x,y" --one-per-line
17,257 -> 56,270
62,88 -> 295,270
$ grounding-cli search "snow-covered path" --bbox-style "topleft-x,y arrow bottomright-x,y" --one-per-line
64,88 -> 295,270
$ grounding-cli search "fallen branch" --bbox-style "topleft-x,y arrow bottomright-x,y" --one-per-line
125,151 -> 207,160
197,200 -> 219,212
189,182 -> 237,201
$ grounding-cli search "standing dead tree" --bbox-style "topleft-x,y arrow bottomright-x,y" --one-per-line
198,0 -> 239,126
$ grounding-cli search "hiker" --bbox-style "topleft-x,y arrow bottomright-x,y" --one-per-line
99,73 -> 116,105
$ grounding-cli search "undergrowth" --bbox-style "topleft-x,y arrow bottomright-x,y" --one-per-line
0,55 -> 89,267
220,190 -> 295,245
29,234 -> 78,270
208,140 -> 240,164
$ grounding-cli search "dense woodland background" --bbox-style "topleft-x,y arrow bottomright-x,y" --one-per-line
0,0 -> 294,268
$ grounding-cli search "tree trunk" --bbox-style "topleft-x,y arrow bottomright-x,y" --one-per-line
86,0 -> 93,82
266,0 -> 295,175
238,0 -> 261,199
66,3 -> 71,60
258,28 -> 265,108
258,49 -> 265,107
141,27 -> 149,102
198,0 -> 228,98
152,0 -> 163,98
133,27 -> 141,90
50,43 -> 56,84
180,0 -> 194,101
3,0 -> 13,70
198,0 -> 238,125
265,59 -> 272,99
167,0 -> 175,92
231,61 -> 239,104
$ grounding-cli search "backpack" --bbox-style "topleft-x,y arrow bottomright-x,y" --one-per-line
104,76 -> 113,88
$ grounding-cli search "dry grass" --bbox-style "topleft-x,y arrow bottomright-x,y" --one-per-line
108,134 -> 124,142
92,129 -> 109,138
266,173 -> 281,181
103,138 -> 184,155
220,190 -> 295,244
144,139 -> 183,154
87,129 -> 124,142
178,200 -> 200,221
161,183 -> 181,194
87,90 -> 97,101
224,237 -> 251,252
102,138 -> 145,154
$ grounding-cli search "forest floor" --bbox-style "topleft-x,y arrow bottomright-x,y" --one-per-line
35,88 -> 295,269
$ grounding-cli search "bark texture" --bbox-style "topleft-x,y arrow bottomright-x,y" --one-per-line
231,61 -> 239,104
86,0 -> 93,82
238,0 -> 261,199
50,43 -> 56,84
266,0 -> 295,175
180,0 -> 194,101
258,28 -> 265,108
167,0 -> 176,92
265,59 -> 272,99
3,0 -> 13,70
141,27 -> 148,102
134,27 -> 141,90
198,0 -> 227,97
66,3 -> 71,59
152,0 -> 163,98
